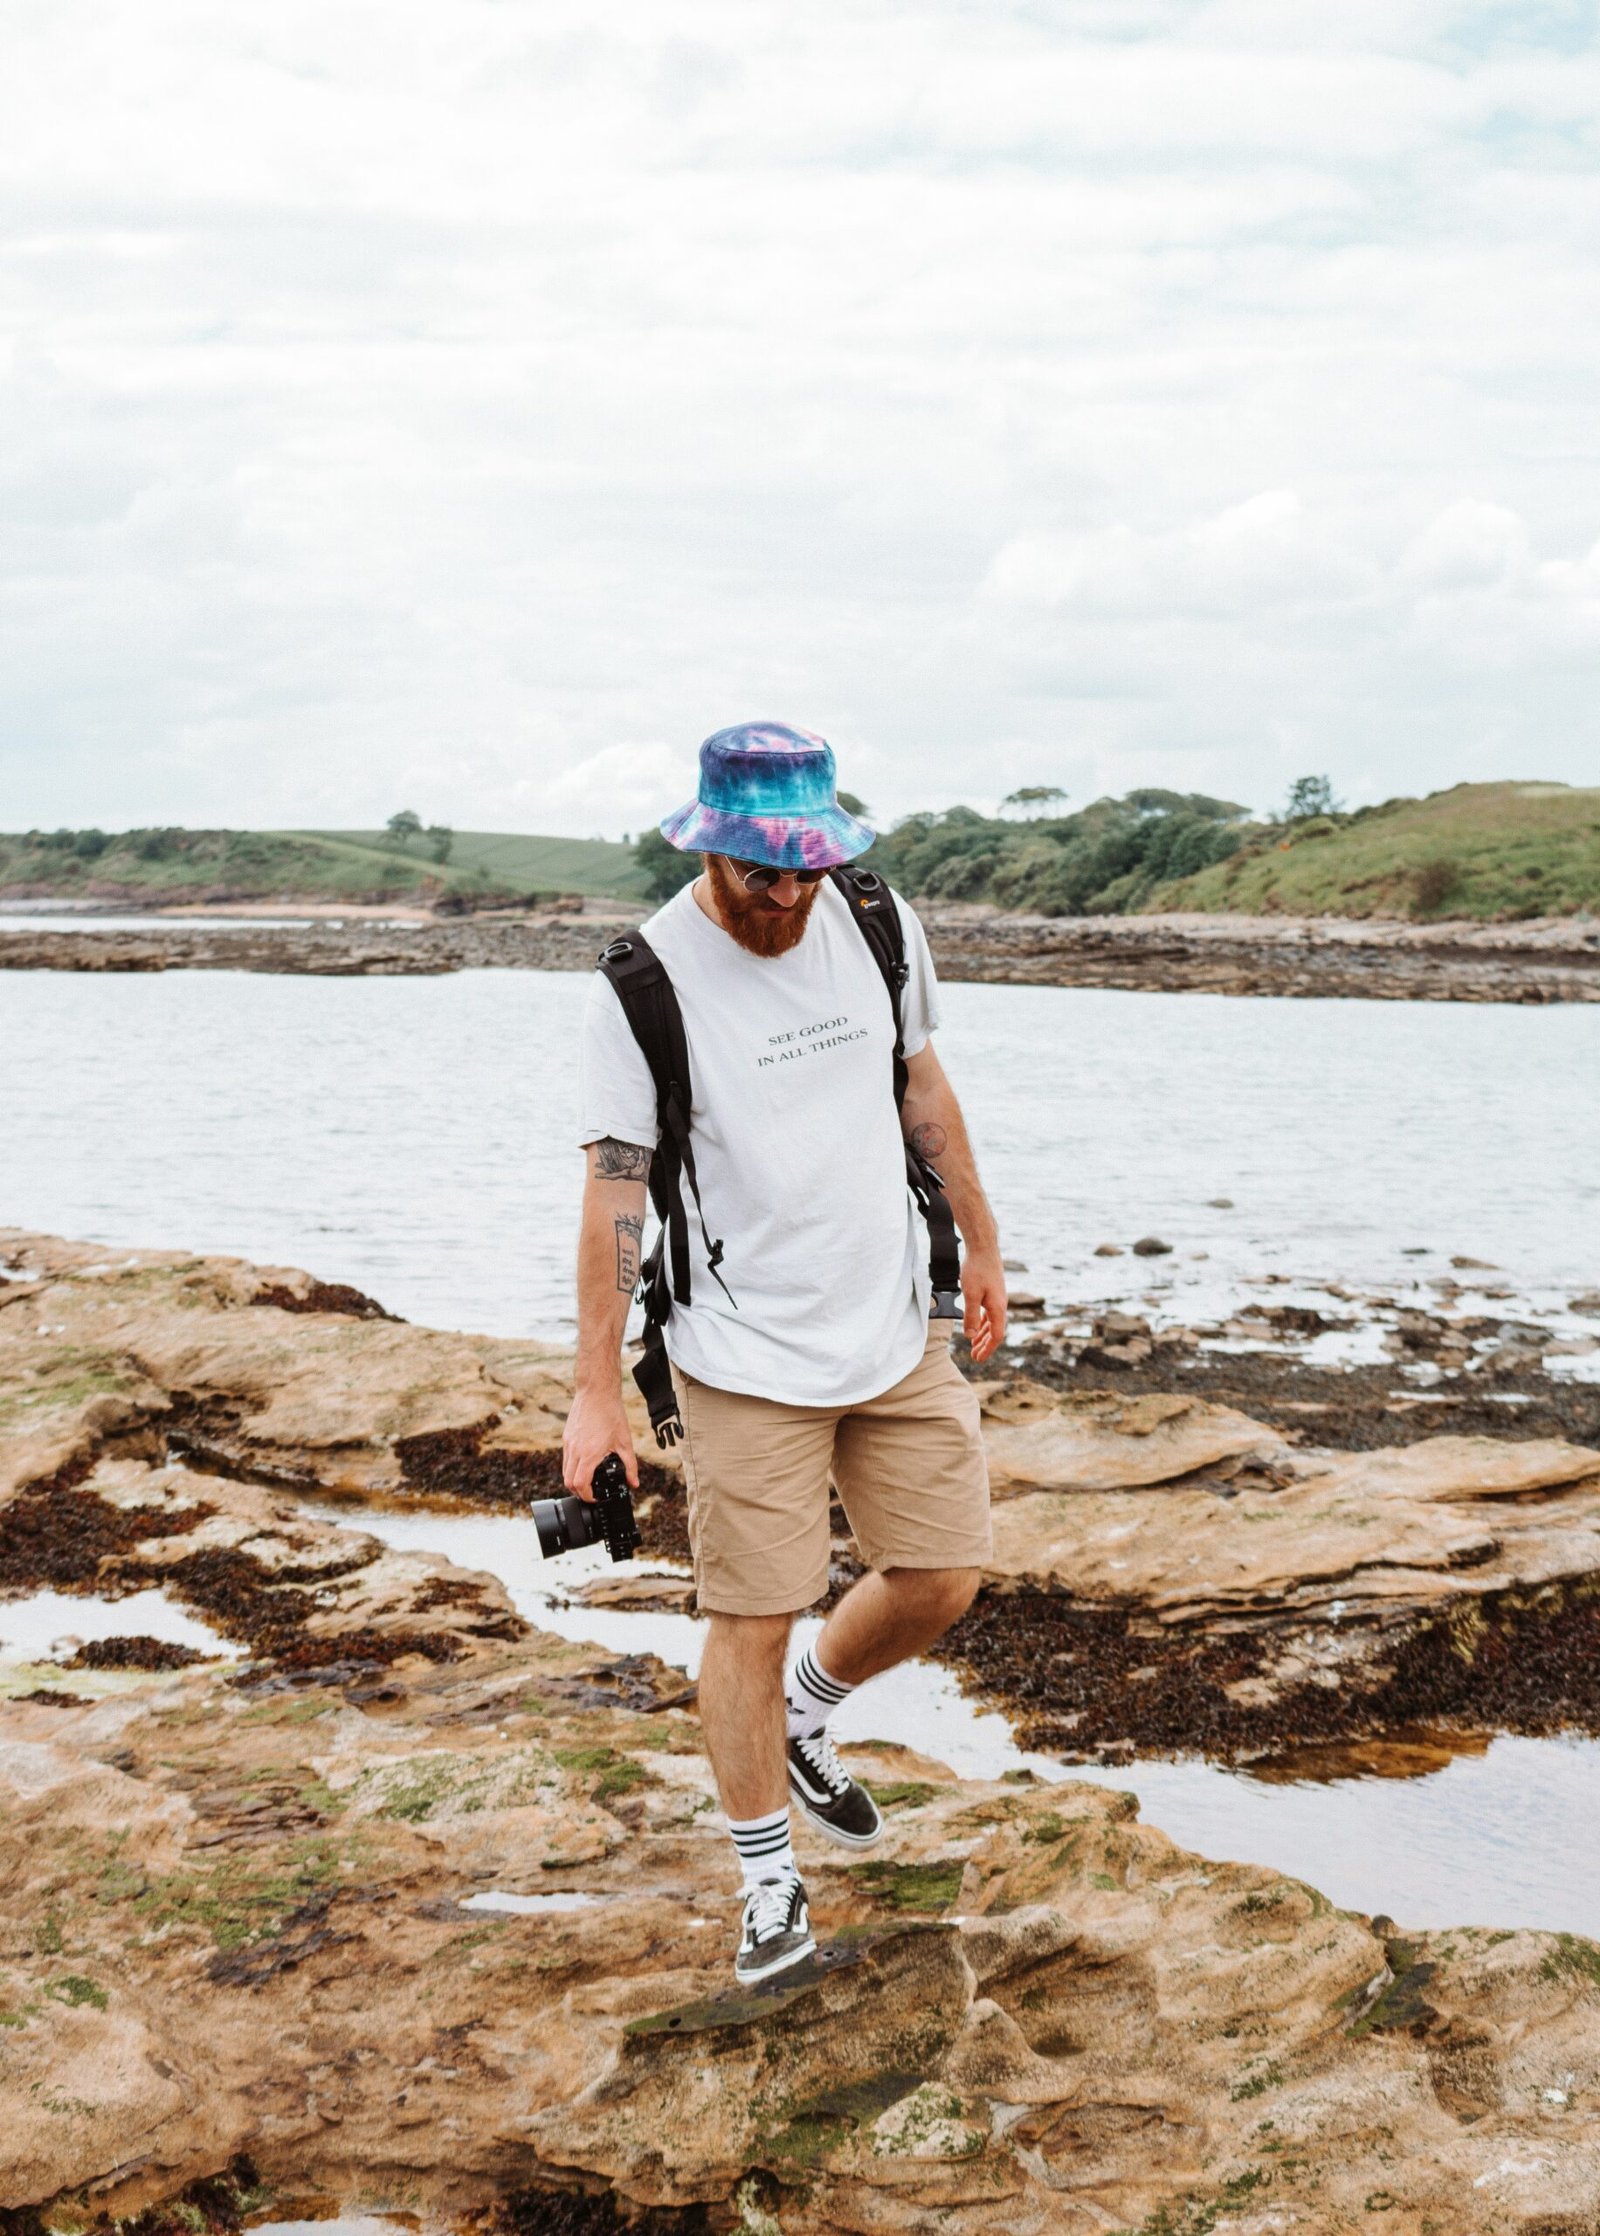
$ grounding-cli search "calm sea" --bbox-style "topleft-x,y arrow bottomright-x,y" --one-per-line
6,965 -> 1595,1333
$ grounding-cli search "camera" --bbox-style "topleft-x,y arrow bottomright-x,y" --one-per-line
531,1451 -> 640,1564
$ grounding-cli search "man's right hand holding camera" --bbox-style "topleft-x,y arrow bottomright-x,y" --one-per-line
562,1382 -> 638,1500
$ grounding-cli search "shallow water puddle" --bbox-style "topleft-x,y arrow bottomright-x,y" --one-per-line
312,1502 -> 1600,1940
459,1890 -> 603,1915
0,914 -> 322,933
0,1586 -> 238,1670
248,2220 -> 417,2236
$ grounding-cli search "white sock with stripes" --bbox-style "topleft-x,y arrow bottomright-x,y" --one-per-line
786,1643 -> 855,1741
728,1806 -> 796,1893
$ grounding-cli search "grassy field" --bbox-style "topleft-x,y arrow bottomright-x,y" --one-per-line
309,829 -> 649,898
0,826 -> 650,905
1149,782 -> 1600,920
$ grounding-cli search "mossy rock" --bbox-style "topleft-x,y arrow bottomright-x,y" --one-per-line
848,1859 -> 964,1913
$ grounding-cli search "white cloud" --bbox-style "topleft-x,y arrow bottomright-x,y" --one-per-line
987,492 -> 1374,616
2,0 -> 1599,833
540,739 -> 697,835
1402,499 -> 1530,588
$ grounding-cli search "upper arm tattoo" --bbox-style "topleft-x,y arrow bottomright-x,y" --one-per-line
593,1136 -> 652,1182
909,1120 -> 948,1160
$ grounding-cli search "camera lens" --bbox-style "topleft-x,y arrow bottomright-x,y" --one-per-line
531,1492 -> 602,1561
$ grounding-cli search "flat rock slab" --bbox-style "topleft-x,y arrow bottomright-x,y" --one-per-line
979,1384 -> 1278,1492
989,1450 -> 1600,1610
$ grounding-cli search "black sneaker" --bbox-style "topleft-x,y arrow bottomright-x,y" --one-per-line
787,1729 -> 885,1849
735,1872 -> 815,1984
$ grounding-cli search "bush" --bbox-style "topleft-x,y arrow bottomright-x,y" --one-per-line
1284,774 -> 1342,822
922,847 -> 1002,900
634,827 -> 700,902
1411,857 -> 1462,916
864,791 -> 1251,918
1165,818 -> 1241,880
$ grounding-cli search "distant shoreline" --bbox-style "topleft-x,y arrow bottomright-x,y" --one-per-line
3,902 -> 1597,1001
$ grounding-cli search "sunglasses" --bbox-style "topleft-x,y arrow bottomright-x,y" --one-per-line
723,856 -> 829,893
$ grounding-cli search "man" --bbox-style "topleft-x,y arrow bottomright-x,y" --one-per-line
563,720 -> 1006,1984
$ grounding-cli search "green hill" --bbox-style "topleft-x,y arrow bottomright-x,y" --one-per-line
848,780 -> 1600,922
307,829 -> 648,898
10,782 -> 1596,921
1149,782 -> 1600,921
0,826 -> 651,906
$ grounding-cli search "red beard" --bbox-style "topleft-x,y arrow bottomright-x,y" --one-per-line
705,854 -> 822,958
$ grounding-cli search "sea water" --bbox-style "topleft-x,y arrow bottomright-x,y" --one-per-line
3,966 -> 1594,1335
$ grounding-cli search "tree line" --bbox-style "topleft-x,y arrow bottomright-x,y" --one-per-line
632,775 -> 1349,913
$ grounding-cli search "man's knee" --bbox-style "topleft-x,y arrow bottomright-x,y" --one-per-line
705,1609 -> 792,1671
887,1565 -> 981,1627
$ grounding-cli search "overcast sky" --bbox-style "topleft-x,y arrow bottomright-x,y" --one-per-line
5,1 -> 1600,839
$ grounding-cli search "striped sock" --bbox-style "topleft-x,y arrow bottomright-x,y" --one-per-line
728,1807 -> 796,1893
786,1643 -> 855,1741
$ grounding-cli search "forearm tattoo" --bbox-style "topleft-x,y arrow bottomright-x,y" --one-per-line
909,1120 -> 948,1160
594,1136 -> 652,1182
614,1210 -> 644,1294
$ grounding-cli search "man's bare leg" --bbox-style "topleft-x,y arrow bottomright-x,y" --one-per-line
812,1565 -> 980,1689
698,1609 -> 791,1819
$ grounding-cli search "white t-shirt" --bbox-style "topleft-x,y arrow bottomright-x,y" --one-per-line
578,877 -> 941,1406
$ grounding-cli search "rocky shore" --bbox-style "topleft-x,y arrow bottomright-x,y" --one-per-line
5,1234 -> 1600,2230
4,905 -> 1599,1001
924,905 -> 1600,1004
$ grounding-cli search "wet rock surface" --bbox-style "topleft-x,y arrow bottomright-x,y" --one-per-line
6,1234 -> 1600,2229
961,1287 -> 1600,1761
4,905 -> 1599,1000
1013,1292 -> 1600,1451
5,1229 -> 1600,1771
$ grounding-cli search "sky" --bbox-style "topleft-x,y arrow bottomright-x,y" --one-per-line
4,0 -> 1600,840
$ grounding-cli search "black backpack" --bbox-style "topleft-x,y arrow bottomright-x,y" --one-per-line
596,865 -> 962,1447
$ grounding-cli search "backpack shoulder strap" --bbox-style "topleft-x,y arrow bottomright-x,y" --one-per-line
596,933 -> 733,1305
828,867 -> 910,1104
827,871 -> 963,1321
595,932 -> 733,1446
596,933 -> 685,1158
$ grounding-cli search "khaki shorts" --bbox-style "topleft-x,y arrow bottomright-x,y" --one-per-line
672,1322 -> 992,1616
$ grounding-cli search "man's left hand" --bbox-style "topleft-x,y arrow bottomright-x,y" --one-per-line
960,1245 -> 1008,1365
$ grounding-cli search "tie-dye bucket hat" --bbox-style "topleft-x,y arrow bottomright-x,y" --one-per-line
658,721 -> 876,870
